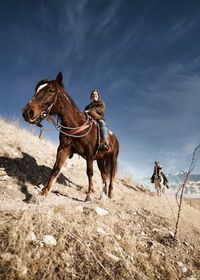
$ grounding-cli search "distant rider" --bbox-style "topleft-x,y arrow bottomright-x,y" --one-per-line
151,161 -> 169,188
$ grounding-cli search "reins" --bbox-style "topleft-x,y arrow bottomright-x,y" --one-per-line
47,113 -> 94,138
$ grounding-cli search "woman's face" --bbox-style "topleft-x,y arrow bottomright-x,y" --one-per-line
91,91 -> 99,101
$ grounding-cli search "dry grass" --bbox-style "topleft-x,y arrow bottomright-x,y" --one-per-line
0,207 -> 137,279
183,197 -> 200,210
1,198 -> 200,280
0,117 -> 200,280
0,117 -> 56,158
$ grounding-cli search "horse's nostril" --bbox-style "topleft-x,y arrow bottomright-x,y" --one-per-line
27,109 -> 34,118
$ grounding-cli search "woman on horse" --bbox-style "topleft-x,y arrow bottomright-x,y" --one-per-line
85,90 -> 109,151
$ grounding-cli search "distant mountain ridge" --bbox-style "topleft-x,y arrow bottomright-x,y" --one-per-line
166,172 -> 200,196
167,172 -> 200,184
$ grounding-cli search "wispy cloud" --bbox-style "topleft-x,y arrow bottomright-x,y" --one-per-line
60,0 -> 89,58
153,17 -> 198,49
95,0 -> 122,32
166,55 -> 200,76
59,0 -> 121,60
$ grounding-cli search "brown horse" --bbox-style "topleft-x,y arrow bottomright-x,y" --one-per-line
22,72 -> 119,201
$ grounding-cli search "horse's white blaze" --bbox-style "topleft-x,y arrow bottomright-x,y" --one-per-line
36,83 -> 48,93
28,83 -> 49,104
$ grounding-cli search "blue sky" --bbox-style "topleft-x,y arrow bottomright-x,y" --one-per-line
1,0 -> 200,178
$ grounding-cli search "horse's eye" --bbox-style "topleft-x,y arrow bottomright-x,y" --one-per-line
48,88 -> 54,93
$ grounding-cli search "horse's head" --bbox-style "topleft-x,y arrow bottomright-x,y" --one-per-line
22,72 -> 63,126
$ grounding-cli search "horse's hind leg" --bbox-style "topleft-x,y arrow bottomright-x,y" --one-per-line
108,154 -> 117,199
85,157 -> 94,202
97,158 -> 108,198
100,173 -> 108,200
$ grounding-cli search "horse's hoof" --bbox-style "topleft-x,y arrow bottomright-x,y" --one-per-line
27,194 -> 39,204
40,188 -> 49,197
108,193 -> 112,199
103,186 -> 107,196
85,193 -> 95,202
85,194 -> 91,202
99,192 -> 107,201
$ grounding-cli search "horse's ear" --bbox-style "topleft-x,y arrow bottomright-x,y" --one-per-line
56,72 -> 63,85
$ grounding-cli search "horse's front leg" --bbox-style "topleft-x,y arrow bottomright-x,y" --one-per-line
41,145 -> 71,196
85,158 -> 94,202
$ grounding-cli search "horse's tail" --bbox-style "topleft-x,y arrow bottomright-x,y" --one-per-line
105,134 -> 119,179
104,155 -> 118,178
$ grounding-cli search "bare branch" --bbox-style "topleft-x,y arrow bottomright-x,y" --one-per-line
174,144 -> 200,239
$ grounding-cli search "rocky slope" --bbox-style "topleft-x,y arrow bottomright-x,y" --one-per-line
0,117 -> 199,280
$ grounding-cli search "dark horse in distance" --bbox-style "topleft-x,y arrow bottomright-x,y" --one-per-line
22,72 -> 119,201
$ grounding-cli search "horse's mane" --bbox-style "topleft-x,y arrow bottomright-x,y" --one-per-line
63,88 -> 80,111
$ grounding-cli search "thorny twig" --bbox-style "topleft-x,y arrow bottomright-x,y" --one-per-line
174,144 -> 200,239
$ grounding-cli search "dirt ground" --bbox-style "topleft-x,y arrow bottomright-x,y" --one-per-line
0,118 -> 199,280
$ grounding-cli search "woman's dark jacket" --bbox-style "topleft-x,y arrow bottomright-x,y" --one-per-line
84,100 -> 106,121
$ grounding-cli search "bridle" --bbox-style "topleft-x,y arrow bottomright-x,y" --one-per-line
37,82 -> 60,126
37,83 -> 94,138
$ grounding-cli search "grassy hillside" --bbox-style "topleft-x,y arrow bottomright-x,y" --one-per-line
0,117 -> 199,280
